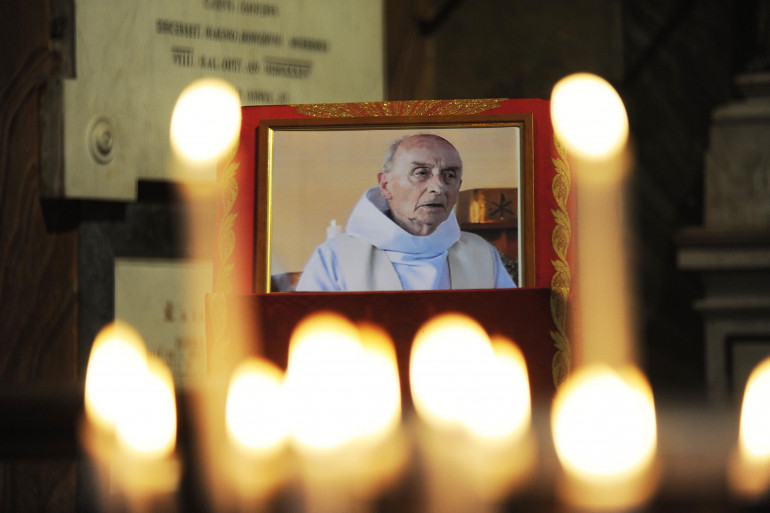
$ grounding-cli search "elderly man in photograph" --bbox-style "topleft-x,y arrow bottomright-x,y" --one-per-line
295,133 -> 517,291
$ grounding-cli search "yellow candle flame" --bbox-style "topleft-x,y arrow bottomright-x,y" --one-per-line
739,357 -> 770,461
225,358 -> 288,456
728,356 -> 770,498
356,323 -> 402,441
551,73 -> 629,166
464,336 -> 531,441
170,78 -> 242,163
285,312 -> 402,451
115,355 -> 177,458
552,365 -> 656,480
410,314 -> 531,441
84,322 -> 149,432
84,322 -> 177,458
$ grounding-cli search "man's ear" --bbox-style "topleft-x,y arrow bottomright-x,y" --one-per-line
378,171 -> 393,200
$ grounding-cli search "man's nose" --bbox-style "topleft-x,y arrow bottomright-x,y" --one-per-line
426,171 -> 445,192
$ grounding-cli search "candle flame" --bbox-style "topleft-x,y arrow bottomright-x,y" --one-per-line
84,322 -> 177,458
84,322 -> 149,432
225,358 -> 288,456
466,336 -> 531,441
115,355 -> 177,458
728,356 -> 770,499
170,78 -> 242,163
357,323 -> 402,441
285,312 -> 402,451
552,365 -> 656,480
410,314 -> 531,441
739,357 -> 770,461
551,73 -> 629,165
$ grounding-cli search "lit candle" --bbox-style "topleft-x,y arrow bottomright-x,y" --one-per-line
551,364 -> 658,511
168,76 -> 243,375
284,313 -> 407,513
168,76 -> 248,512
84,322 -> 148,434
226,358 -> 288,457
112,355 -> 180,512
170,77 -> 242,179
550,73 -> 634,367
114,355 -> 177,458
82,322 -> 180,512
222,357 -> 291,511
728,356 -> 770,499
409,314 -> 535,513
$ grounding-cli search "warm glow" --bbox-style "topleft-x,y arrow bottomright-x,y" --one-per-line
84,322 -> 149,431
115,355 -> 177,457
410,314 -> 494,429
285,313 -> 401,451
170,78 -> 242,162
739,357 -> 770,460
552,365 -> 657,479
551,73 -> 629,163
357,323 -> 402,440
410,314 -> 530,441
463,336 -> 531,441
226,358 -> 288,455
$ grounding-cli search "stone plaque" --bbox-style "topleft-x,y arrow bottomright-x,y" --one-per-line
115,258 -> 212,384
57,0 -> 384,199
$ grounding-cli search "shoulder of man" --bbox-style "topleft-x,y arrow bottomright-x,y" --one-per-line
456,231 -> 495,251
447,231 -> 498,288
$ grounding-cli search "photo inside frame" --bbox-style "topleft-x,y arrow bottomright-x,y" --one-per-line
268,125 -> 522,291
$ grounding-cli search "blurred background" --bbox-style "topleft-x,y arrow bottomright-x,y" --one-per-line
2,0 -> 769,510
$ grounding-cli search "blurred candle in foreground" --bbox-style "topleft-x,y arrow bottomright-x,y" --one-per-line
410,314 -> 534,513
552,364 -> 658,511
284,313 -> 406,513
729,356 -> 770,499
285,312 -> 372,450
85,322 -> 148,433
356,323 -> 403,443
226,358 -> 288,456
223,358 -> 290,509
550,72 -> 634,367
83,322 -> 180,512
115,355 -> 177,458
170,77 -> 242,165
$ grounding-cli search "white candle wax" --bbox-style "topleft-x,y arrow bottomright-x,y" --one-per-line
550,72 -> 635,367
410,314 -> 535,513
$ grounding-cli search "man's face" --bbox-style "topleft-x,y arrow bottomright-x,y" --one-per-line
378,136 -> 463,236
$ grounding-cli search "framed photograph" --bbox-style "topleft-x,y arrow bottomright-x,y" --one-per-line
214,99 -> 571,294
257,115 -> 534,293
212,99 -> 576,384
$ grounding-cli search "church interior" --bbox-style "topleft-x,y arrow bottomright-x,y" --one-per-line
1,0 -> 769,511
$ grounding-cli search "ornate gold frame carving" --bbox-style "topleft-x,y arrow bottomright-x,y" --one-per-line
215,143 -> 240,294
549,135 -> 572,385
293,99 -> 505,118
